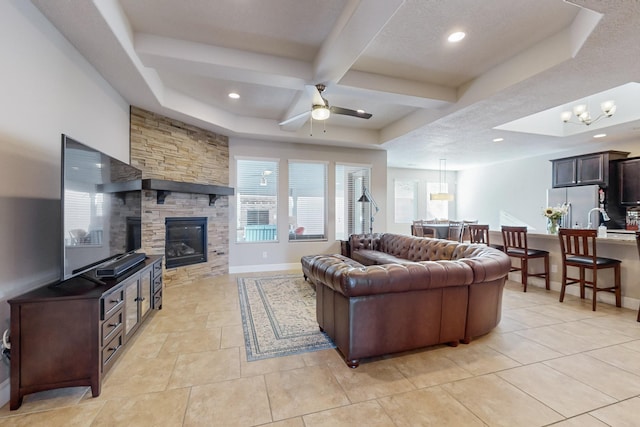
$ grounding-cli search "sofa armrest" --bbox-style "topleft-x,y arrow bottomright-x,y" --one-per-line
453,245 -> 512,282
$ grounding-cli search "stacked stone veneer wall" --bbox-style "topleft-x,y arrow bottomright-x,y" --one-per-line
130,106 -> 230,286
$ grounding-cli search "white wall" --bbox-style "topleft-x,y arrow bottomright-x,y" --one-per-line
457,141 -> 640,232
228,138 -> 387,272
0,0 -> 130,403
386,167 -> 458,235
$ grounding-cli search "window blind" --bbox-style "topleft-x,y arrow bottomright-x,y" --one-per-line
236,159 -> 279,242
288,161 -> 326,240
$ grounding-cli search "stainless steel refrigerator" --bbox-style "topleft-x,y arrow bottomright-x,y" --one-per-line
546,184 -> 603,229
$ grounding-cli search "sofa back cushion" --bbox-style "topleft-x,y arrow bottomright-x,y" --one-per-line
407,238 -> 458,261
349,233 -> 382,251
378,233 -> 411,258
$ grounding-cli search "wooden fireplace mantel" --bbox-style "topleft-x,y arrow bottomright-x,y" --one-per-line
141,179 -> 235,205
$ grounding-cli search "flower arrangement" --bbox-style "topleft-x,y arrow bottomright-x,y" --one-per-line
543,204 -> 568,221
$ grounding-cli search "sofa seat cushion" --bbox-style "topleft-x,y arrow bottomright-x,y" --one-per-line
351,249 -> 408,266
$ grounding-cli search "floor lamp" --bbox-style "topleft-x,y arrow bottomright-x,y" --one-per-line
358,186 -> 380,248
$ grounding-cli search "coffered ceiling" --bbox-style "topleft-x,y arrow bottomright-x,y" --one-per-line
31,0 -> 640,170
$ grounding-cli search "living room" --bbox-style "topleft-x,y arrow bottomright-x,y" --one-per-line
2,1 -> 640,424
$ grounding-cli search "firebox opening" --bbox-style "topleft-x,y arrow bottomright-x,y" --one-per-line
165,217 -> 207,269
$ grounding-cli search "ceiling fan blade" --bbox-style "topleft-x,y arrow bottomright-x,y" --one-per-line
305,84 -> 326,106
279,110 -> 310,127
330,106 -> 372,119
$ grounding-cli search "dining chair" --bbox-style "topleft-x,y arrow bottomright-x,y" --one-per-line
501,226 -> 550,292
558,228 -> 621,311
412,220 -> 435,238
447,220 -> 464,242
468,224 -> 490,245
461,220 -> 478,242
412,220 -> 424,237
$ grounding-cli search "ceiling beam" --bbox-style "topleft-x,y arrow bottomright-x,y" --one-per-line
313,0 -> 405,84
135,33 -> 312,90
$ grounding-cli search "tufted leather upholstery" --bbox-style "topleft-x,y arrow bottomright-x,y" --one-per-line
302,233 -> 511,368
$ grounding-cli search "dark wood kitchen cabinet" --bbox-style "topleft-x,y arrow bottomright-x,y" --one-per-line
8,255 -> 163,410
619,157 -> 640,205
551,151 -> 629,188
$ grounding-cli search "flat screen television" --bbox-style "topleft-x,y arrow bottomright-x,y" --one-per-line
61,134 -> 142,281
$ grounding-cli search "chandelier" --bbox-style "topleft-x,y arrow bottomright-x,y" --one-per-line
560,100 -> 616,126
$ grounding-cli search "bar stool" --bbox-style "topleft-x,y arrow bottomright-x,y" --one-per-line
558,228 -> 621,311
468,224 -> 490,245
501,226 -> 550,292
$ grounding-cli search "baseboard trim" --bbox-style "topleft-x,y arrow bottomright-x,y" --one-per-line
229,263 -> 301,275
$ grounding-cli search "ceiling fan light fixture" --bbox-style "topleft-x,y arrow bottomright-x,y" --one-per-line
311,105 -> 330,121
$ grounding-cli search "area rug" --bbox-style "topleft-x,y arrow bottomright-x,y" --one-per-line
237,274 -> 335,361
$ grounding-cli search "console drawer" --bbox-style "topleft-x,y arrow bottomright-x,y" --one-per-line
153,289 -> 162,310
101,308 -> 123,345
102,331 -> 124,373
101,286 -> 124,320
153,260 -> 162,277
152,275 -> 162,293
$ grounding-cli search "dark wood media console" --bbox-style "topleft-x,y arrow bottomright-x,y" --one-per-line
8,255 -> 163,410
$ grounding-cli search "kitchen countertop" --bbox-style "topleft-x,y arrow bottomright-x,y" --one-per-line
490,229 -> 638,245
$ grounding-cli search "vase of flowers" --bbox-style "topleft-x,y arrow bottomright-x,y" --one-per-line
543,205 -> 568,234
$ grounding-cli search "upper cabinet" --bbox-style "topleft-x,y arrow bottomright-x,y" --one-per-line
618,157 -> 640,205
551,151 -> 629,188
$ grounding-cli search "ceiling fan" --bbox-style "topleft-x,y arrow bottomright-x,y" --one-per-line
279,84 -> 372,127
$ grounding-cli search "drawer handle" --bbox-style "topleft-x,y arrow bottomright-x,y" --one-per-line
135,297 -> 146,302
107,322 -> 121,328
107,344 -> 121,353
110,298 -> 122,304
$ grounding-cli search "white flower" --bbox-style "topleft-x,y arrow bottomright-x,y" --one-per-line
543,204 -> 568,220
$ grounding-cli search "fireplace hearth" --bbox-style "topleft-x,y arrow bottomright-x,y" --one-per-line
165,217 -> 207,269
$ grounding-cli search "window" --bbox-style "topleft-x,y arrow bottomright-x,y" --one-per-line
236,159 -> 278,242
426,182 -> 449,219
289,161 -> 327,240
247,210 -> 269,225
394,179 -> 417,223
335,164 -> 370,240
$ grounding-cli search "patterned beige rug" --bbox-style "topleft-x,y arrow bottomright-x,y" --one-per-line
237,273 -> 335,361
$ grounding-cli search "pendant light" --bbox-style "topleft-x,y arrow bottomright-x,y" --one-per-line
430,159 -> 454,201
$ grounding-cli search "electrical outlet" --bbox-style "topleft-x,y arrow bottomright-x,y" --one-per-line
551,264 -> 558,273
262,251 -> 268,259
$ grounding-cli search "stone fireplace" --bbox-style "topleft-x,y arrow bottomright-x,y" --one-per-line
130,106 -> 231,286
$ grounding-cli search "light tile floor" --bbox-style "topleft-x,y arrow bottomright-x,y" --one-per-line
2,272 -> 640,426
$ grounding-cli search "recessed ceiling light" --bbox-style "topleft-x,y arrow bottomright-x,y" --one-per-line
357,109 -> 365,114
448,31 -> 466,43
593,133 -> 607,138
228,92 -> 240,99
493,138 -> 504,142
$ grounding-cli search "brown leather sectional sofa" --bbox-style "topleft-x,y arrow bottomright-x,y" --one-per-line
302,233 -> 512,368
